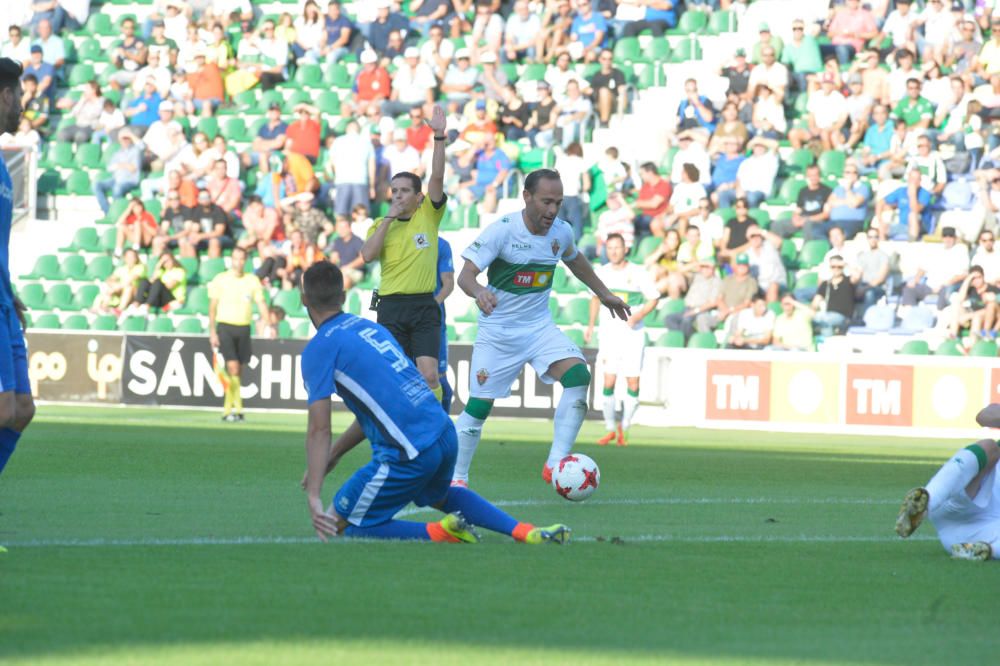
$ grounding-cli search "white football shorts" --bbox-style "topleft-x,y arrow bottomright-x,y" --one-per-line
930,467 -> 1000,558
596,327 -> 645,378
469,321 -> 585,399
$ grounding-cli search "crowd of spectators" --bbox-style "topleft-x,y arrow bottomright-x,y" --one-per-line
3,0 -> 1000,349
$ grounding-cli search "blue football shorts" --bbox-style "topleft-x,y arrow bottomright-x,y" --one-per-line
438,317 -> 448,376
0,303 -> 29,395
333,424 -> 458,527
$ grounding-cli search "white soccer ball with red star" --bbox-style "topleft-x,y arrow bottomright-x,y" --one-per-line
552,454 -> 600,502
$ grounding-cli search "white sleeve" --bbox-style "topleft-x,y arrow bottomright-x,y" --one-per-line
461,220 -> 506,271
637,267 -> 661,301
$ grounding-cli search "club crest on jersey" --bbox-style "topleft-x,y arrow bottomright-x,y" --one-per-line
476,368 -> 490,385
413,233 -> 430,249
551,240 -> 560,256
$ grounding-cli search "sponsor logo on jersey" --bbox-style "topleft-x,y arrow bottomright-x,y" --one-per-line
513,270 -> 552,288
511,242 -> 532,250
551,240 -> 561,256
476,367 -> 490,385
414,233 -> 430,249
471,240 -> 482,250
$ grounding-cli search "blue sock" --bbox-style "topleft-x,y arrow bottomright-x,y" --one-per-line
343,520 -> 432,540
440,374 -> 453,413
0,428 -> 21,475
442,486 -> 518,536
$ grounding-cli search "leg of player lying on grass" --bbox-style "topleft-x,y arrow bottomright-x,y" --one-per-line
896,404 -> 1000,561
299,261 -> 568,544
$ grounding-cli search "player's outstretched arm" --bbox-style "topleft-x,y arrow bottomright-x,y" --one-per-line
458,259 -> 498,315
564,252 -> 631,321
305,400 -> 342,541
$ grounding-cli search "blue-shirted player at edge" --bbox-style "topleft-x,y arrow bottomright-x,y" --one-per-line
435,237 -> 454,412
300,261 -> 569,543
0,57 -> 35,481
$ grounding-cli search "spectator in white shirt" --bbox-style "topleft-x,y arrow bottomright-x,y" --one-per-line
789,72 -> 848,151
666,163 -> 707,234
670,131 -> 712,187
384,47 -> 437,117
900,226 -> 970,309
735,137 -> 779,208
972,230 -> 1000,285
504,0 -> 541,62
728,294 -> 775,349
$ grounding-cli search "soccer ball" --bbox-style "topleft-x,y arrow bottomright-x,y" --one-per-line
552,454 -> 600,502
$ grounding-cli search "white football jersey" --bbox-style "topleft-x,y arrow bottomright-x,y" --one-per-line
593,261 -> 659,332
462,211 -> 577,329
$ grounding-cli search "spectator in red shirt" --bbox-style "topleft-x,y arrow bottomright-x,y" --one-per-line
354,49 -> 392,113
187,49 -> 224,116
635,162 -> 672,239
114,196 -> 159,257
286,102 -> 322,163
406,105 -> 433,153
204,159 -> 243,216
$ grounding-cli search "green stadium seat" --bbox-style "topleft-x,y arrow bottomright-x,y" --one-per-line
970,340 -> 998,357
179,256 -> 199,277
658,298 -> 686,318
521,63 -> 546,81
647,38 -> 671,63
293,320 -> 312,338
708,9 -> 738,34
149,317 -> 175,333
446,324 -> 457,342
92,314 -> 118,331
176,318 -> 205,334
76,37 -> 107,63
935,340 -> 964,356
81,14 -> 115,37
316,91 -> 342,115
40,141 -> 74,169
175,286 -> 209,315
458,325 -> 478,341
32,313 -> 62,330
818,150 -> 846,178
96,198 -> 130,225
66,170 -> 93,196
62,314 -> 90,330
68,63 -> 95,87
784,149 -> 814,174
670,37 -> 703,63
23,254 -> 62,280
767,301 -> 783,316
324,64 -> 353,89
557,298 -> 591,326
120,316 -> 148,332
688,331 -> 718,349
780,239 -> 798,269
657,330 -> 685,348
287,89 -> 313,108
197,258 -> 226,285
60,255 -> 89,281
277,319 -> 294,339
613,37 -> 641,65
73,284 -> 101,311
795,271 -> 819,292
798,240 -> 831,268
898,340 -> 930,355
61,227 -> 101,252
631,236 -> 662,263
346,291 -> 362,315
294,63 -> 324,88
768,178 -> 806,206
518,148 -> 547,172
669,11 -> 709,35
553,269 -> 585,295
196,117 -> 220,140
635,64 -> 656,90
272,289 -> 305,317
564,328 -> 586,346
87,255 -> 115,281
37,169 -> 61,194
45,283 -> 75,310
221,117 -> 250,142
16,283 -> 46,310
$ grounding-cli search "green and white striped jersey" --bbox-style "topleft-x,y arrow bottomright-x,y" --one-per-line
462,211 -> 578,329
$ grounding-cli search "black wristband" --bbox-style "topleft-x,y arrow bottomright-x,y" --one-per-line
434,135 -> 446,140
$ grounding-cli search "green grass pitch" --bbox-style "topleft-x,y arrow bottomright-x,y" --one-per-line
1,406 -> 998,665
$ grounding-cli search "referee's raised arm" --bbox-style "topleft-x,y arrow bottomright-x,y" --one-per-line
426,105 -> 447,205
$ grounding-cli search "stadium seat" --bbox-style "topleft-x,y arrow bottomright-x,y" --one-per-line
175,286 -> 209,315
87,255 -> 115,281
96,198 -> 130,226
458,326 -> 478,341
16,283 -> 46,310
176,318 -> 205,334
970,340 -> 998,357
221,117 -> 250,142
179,256 -> 199,277
798,240 -> 831,269
197,258 -> 226,284
612,37 -> 641,65
784,149 -> 815,174
61,227 -> 101,253
44,283 -> 75,311
794,271 -> 819,292
898,340 -> 930,355
39,141 -> 74,170
688,332 -> 718,349
120,316 -> 148,332
646,38 -> 671,63
293,320 -> 312,338
631,236 -> 662,264
277,320 -> 293,339
521,63 -> 546,81
23,254 -> 62,280
670,37 -> 703,63
66,170 -> 93,196
62,314 -> 89,330
76,37 -> 107,63
60,255 -> 89,281
73,284 -> 101,311
273,289 -> 305,317
768,178 -> 806,206
68,63 -> 95,87
294,63 -> 323,88
657,330 -> 685,348
446,324 -> 457,342
76,143 -> 103,170
935,340 -> 963,356
780,239 -> 799,269
31,313 -> 62,330
564,328 -> 586,346
92,314 -> 118,331
196,117 -> 220,140
557,298 -> 591,326
818,150 -> 846,178
324,64 -> 353,89
316,91 -> 342,115
346,291 -> 362,315
707,9 -> 738,34
668,11 -> 709,36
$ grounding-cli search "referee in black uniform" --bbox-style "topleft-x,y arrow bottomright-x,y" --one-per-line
361,105 -> 449,402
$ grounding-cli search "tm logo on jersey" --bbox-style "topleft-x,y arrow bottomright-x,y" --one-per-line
413,233 -> 430,249
513,270 -> 552,288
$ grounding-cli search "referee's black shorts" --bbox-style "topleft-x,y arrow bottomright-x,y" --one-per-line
217,322 -> 252,364
376,293 -> 442,361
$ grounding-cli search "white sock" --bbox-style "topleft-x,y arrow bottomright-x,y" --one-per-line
547,385 -> 588,467
622,392 -> 640,430
453,411 -> 485,483
601,392 -> 616,431
926,448 -> 982,512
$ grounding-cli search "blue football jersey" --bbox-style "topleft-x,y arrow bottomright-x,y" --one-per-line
434,237 -> 453,298
0,155 -> 14,305
302,313 -> 449,463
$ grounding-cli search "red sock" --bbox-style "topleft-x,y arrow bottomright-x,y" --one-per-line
512,522 -> 534,542
426,522 -> 460,543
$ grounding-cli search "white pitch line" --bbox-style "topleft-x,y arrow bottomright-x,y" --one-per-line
1,533 -> 937,548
